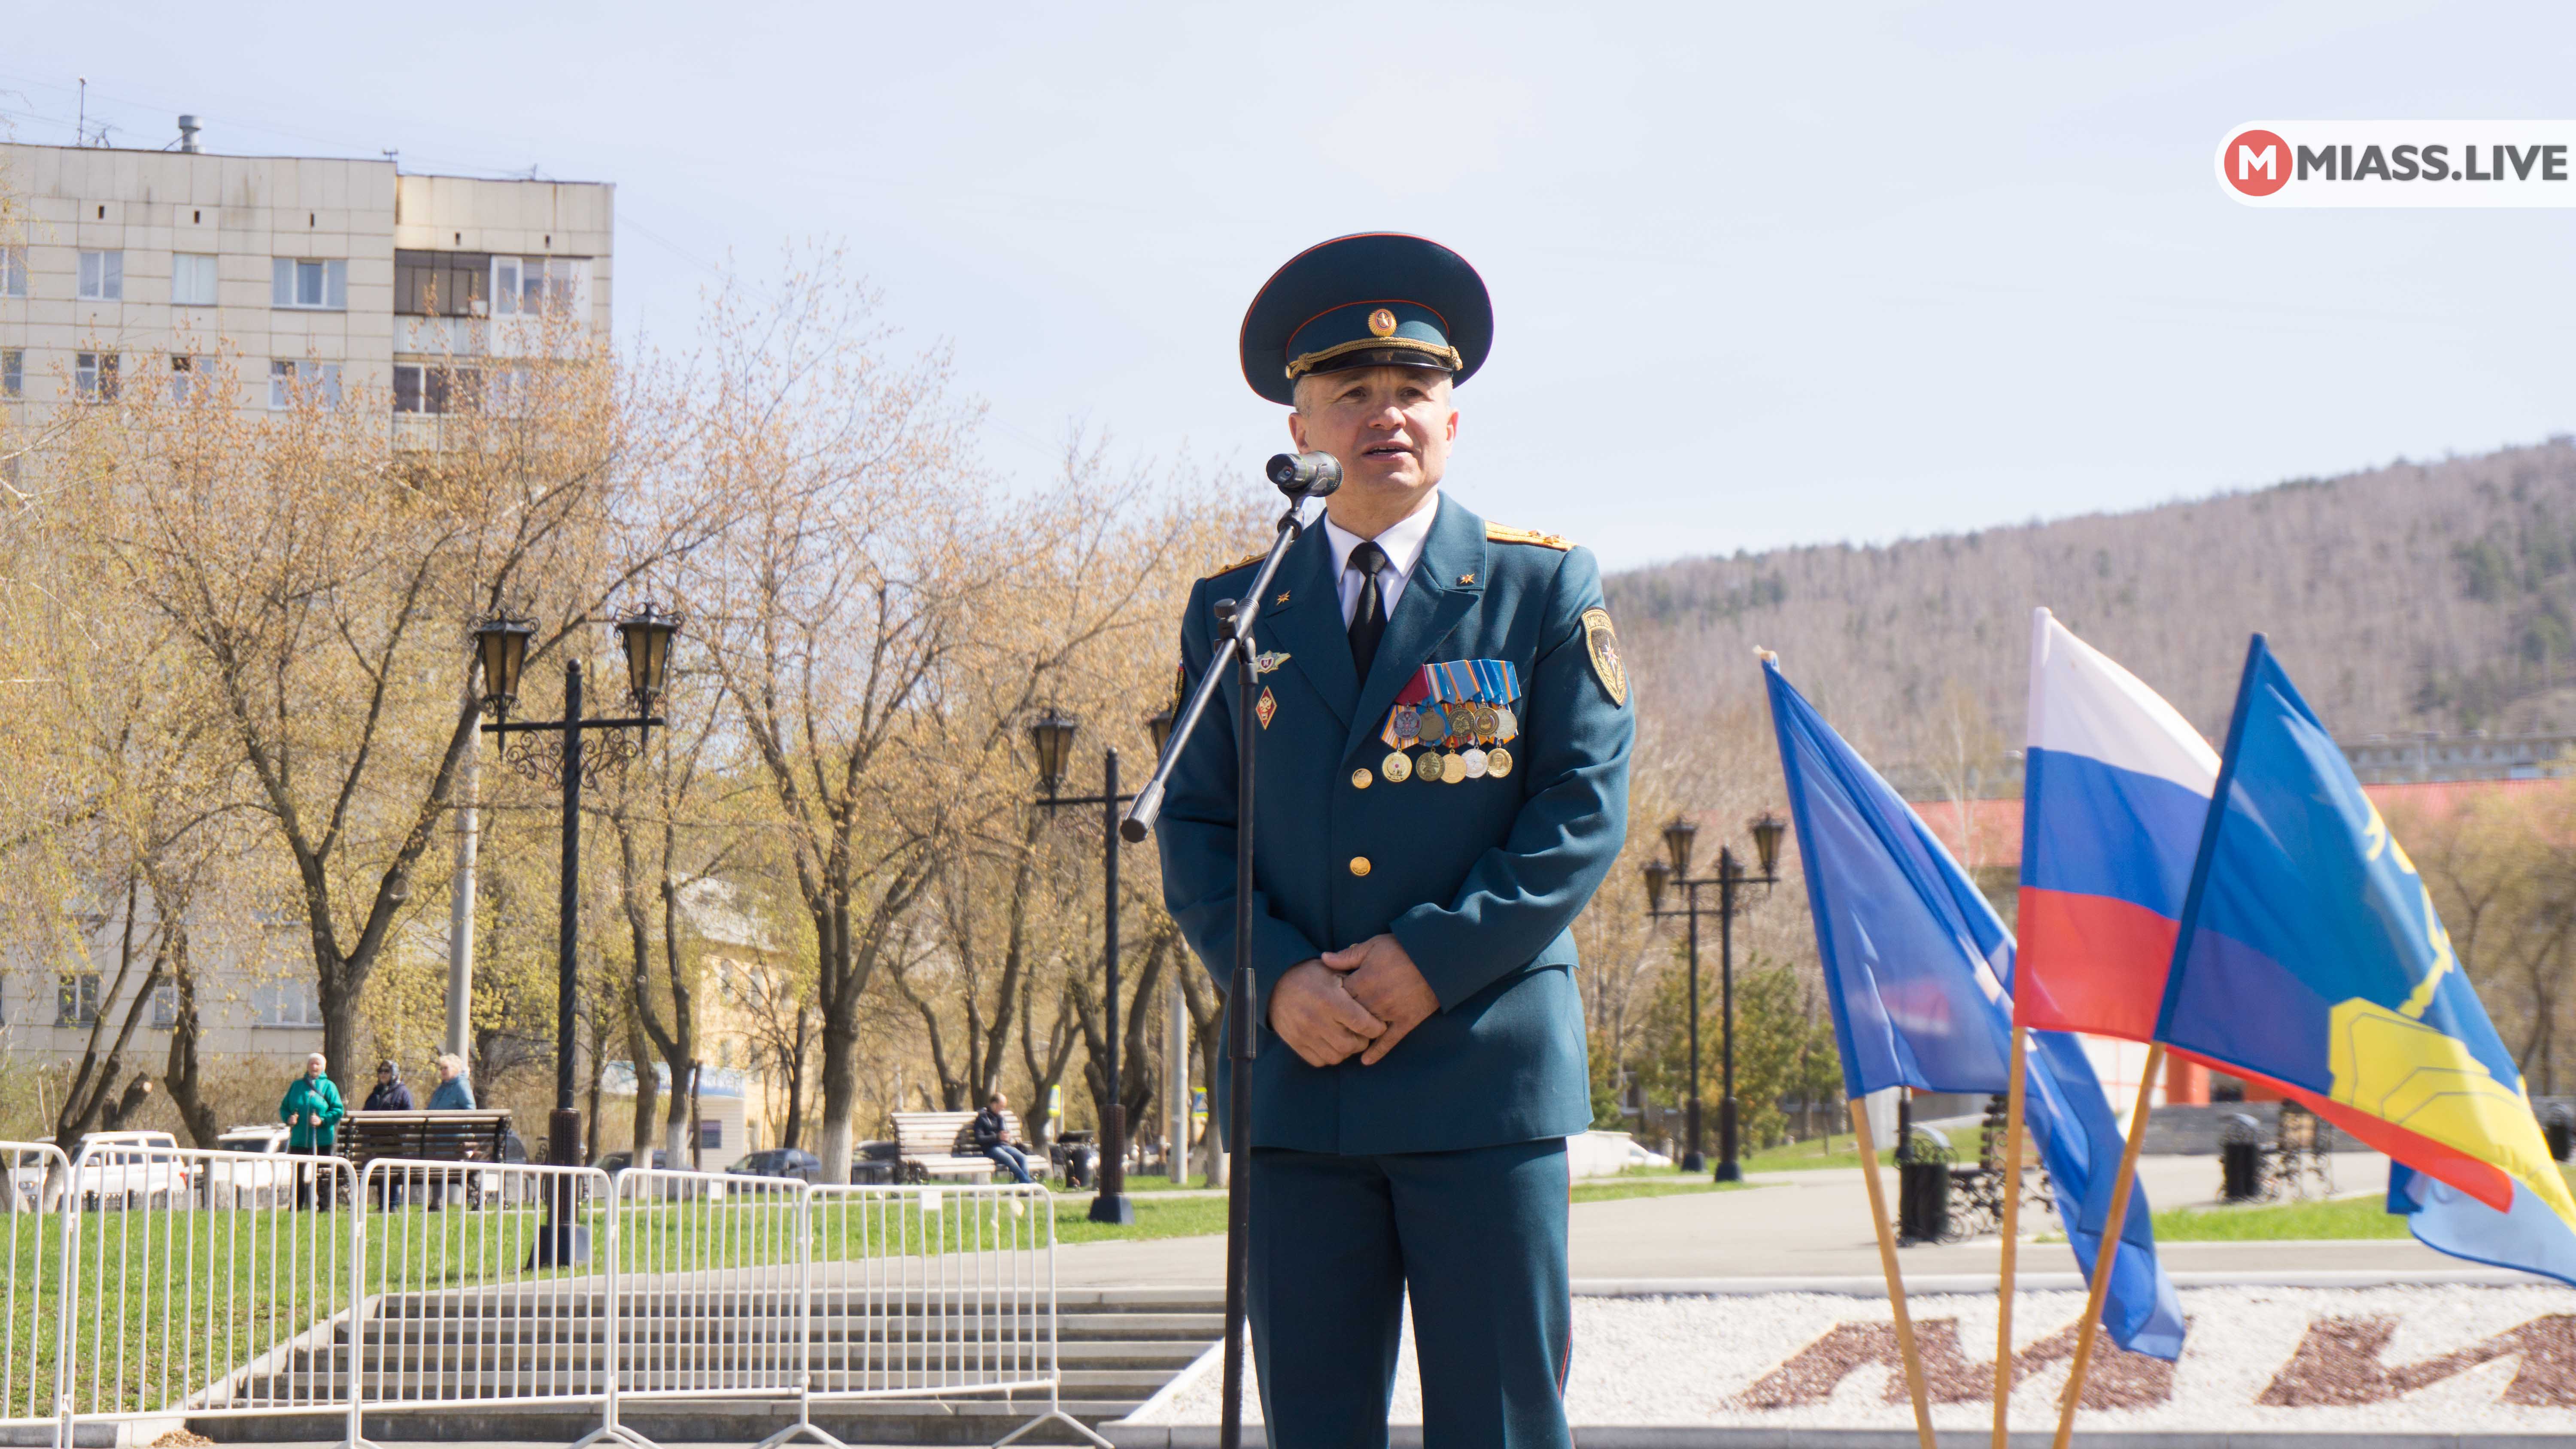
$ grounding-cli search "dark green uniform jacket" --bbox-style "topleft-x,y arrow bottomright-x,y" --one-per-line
1157,493 -> 1633,1155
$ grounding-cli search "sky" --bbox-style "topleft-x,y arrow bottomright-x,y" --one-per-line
8,2 -> 2576,570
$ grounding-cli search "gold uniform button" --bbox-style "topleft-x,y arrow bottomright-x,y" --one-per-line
1351,768 -> 1372,790
1349,856 -> 1371,877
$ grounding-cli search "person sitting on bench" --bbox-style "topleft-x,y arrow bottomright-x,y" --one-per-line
974,1092 -> 1034,1185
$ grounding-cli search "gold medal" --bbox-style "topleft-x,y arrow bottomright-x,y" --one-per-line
1461,746 -> 1488,779
1416,750 -> 1445,783
1475,703 -> 1500,744
1486,746 -> 1513,779
1417,703 -> 1446,743
1442,749 -> 1467,781
1382,750 -> 1413,783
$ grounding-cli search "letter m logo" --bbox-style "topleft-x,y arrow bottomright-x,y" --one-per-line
2222,128 -> 2294,197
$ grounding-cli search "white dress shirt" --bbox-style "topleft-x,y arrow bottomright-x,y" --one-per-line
1323,499 -> 1438,628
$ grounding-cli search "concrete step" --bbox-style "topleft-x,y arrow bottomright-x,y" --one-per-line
195,1398 -> 1148,1445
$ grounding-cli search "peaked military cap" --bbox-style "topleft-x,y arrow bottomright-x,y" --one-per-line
1238,233 -> 1494,405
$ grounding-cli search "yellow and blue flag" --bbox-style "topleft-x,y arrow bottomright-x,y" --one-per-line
2157,636 -> 2576,1284
1765,658 -> 2185,1358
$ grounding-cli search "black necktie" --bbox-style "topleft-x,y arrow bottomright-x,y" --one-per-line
1347,540 -> 1390,679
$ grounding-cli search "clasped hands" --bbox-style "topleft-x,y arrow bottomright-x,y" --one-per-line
1268,934 -> 1441,1068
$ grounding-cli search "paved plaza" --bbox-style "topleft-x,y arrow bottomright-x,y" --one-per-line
1059,1153 -> 2453,1287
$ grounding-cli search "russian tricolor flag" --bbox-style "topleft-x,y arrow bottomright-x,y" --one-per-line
2017,609 -> 2218,1040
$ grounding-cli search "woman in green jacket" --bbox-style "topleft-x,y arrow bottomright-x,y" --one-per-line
278,1052 -> 345,1211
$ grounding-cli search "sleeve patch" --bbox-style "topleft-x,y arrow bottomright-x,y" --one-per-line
1486,523 -> 1574,550
1581,607 -> 1628,707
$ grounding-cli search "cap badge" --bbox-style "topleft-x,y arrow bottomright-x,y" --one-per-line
1367,307 -> 1397,338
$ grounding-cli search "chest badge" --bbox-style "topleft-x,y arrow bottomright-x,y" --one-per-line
1253,650 -> 1291,675
1255,687 -> 1279,730
1581,607 -> 1628,707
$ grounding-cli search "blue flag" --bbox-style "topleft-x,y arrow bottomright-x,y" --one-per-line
1765,657 -> 2185,1359
2157,636 -> 2576,1285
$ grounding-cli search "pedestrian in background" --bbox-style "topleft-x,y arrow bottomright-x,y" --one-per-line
428,1053 -> 475,1109
364,1059 -> 416,1207
278,1053 -> 344,1212
974,1093 -> 1035,1185
425,1053 -> 475,1210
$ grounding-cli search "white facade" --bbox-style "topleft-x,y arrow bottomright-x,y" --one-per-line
0,140 -> 612,431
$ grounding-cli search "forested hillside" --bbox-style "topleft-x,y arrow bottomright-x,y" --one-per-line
1607,438 -> 2576,785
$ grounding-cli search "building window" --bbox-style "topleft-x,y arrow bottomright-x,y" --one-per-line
57,972 -> 101,1027
395,250 -> 490,317
76,251 -> 124,301
392,361 -> 483,414
172,253 -> 219,307
74,352 -> 118,401
1,350 -> 19,398
699,1121 -> 723,1151
270,258 -> 347,311
269,359 -> 343,409
249,977 -> 322,1028
493,257 -> 584,316
151,980 -> 179,1030
0,246 -> 24,298
170,354 -> 202,403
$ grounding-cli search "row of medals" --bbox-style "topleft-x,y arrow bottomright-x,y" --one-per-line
1381,700 -> 1516,784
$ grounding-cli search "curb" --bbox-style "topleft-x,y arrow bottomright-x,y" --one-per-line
1103,1431 -> 2576,1448
1567,1267 -> 2554,1296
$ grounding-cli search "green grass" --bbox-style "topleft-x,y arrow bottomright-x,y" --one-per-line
2141,1195 -> 2414,1241
1735,1139 -> 1898,1175
1050,1193 -> 1230,1244
1569,1174 -> 1757,1204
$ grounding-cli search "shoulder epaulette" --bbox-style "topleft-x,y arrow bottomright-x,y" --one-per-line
1200,550 -> 1266,581
1486,523 -> 1574,551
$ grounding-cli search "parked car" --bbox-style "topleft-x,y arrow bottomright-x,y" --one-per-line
728,1148 -> 822,1183
597,1149 -> 670,1177
71,1131 -> 194,1210
850,1140 -> 899,1186
204,1125 -> 297,1206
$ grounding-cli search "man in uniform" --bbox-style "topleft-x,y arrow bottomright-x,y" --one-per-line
1155,233 -> 1634,1448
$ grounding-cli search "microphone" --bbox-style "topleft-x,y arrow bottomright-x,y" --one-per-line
1266,451 -> 1343,497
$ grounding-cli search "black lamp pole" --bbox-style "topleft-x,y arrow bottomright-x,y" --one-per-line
1031,709 -> 1176,1226
472,606 -> 676,1258
1643,812 -> 1785,1184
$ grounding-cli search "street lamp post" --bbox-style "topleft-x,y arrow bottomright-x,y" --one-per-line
1028,705 -> 1175,1227
1641,810 -> 1786,1183
471,604 -> 677,1258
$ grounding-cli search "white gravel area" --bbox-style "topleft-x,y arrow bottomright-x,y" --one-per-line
1124,1283 -> 2576,1432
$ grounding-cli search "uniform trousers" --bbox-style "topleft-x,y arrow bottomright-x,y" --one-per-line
1249,1138 -> 1571,1449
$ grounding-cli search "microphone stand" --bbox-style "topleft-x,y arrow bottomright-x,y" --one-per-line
1122,476 -> 1327,1449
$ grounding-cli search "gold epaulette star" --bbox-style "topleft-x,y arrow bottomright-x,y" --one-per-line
1486,523 -> 1575,551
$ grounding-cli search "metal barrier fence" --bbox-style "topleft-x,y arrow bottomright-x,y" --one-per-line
58,1142 -> 359,1430
350,1160 -> 614,1415
0,1144 -> 70,1434
610,1166 -> 805,1404
0,1142 -> 1106,1449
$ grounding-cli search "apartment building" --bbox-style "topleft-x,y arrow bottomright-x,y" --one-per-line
0,132 -> 612,448
0,131 -> 613,1072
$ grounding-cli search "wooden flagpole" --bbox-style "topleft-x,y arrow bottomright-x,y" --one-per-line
2050,1043 -> 2164,1449
1993,1015 -> 2028,1449
1851,1096 -> 1936,1449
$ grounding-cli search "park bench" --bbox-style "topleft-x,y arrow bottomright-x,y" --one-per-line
341,1109 -> 516,1172
890,1109 -> 1028,1185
